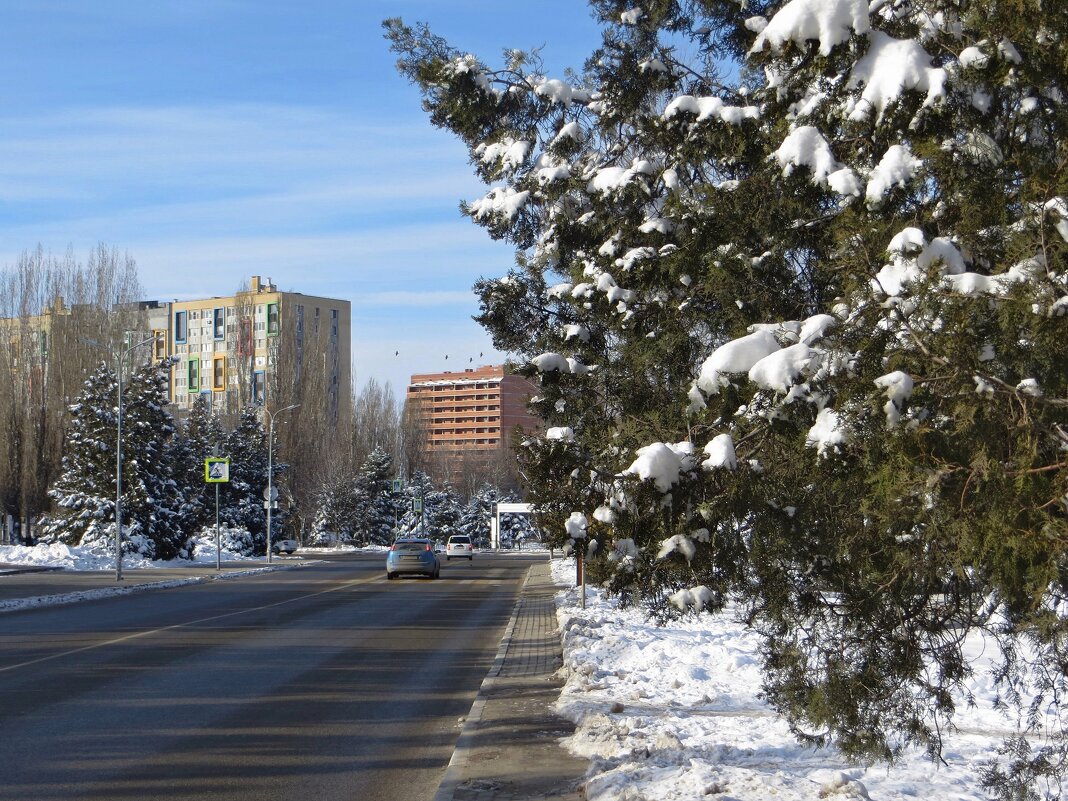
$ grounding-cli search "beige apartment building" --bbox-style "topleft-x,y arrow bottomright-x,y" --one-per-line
164,276 -> 351,416
406,365 -> 541,453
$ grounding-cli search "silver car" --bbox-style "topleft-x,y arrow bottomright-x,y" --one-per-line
386,538 -> 441,580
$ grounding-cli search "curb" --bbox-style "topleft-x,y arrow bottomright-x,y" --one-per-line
0,565 -> 63,576
433,564 -> 534,801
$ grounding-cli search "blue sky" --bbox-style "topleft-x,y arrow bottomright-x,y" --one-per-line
0,1 -> 602,394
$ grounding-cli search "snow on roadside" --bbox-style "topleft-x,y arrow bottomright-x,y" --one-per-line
550,558 -> 1005,801
0,540 -> 258,571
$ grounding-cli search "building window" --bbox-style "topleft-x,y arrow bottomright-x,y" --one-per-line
187,357 -> 199,392
174,311 -> 187,343
152,330 -> 167,361
267,303 -> 279,335
213,308 -> 225,339
213,356 -> 225,390
296,305 -> 304,333
252,370 -> 265,404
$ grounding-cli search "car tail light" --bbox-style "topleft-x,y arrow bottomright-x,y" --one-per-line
425,544 -> 431,551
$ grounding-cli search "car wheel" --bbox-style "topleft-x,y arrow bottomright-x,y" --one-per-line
386,572 -> 396,581
446,556 -> 451,561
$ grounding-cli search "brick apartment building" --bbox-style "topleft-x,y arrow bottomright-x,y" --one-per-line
406,365 -> 541,456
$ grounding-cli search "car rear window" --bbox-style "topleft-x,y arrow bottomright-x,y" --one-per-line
449,537 -> 471,544
394,541 -> 428,551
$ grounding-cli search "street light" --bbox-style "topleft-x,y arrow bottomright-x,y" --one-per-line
84,332 -> 156,581
262,403 -> 298,564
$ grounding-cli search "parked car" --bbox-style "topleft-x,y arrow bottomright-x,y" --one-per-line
271,539 -> 300,555
386,538 -> 440,580
446,535 -> 474,561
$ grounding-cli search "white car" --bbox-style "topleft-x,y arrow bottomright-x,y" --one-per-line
271,539 -> 300,555
445,535 -> 474,561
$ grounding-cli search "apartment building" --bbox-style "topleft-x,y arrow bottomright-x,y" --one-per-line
406,365 -> 541,454
0,277 -> 351,417
165,276 -> 351,415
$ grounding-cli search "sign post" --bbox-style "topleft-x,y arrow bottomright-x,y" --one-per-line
205,457 -> 231,571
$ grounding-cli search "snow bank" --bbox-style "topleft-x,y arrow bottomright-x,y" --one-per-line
551,558 -> 1019,801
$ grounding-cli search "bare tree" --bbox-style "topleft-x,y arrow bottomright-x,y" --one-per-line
0,244 -> 142,541
268,301 -> 353,540
352,378 -> 401,470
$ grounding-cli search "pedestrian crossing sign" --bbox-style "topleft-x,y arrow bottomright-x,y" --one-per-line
205,457 -> 231,483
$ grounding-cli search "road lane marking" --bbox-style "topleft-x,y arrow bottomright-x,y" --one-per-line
0,571 -> 383,674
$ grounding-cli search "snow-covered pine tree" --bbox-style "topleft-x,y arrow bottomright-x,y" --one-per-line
310,470 -> 359,544
425,482 -> 464,542
388,1 -> 1068,792
39,363 -> 119,548
396,470 -> 463,539
221,405 -> 281,551
117,358 -> 186,559
351,447 -> 398,545
459,483 -> 501,546
170,393 -> 225,535
41,359 -> 186,559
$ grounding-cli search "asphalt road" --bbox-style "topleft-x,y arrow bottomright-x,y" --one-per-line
0,551 -> 538,801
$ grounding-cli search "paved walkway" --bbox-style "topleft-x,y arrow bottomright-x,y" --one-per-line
436,558 -> 588,801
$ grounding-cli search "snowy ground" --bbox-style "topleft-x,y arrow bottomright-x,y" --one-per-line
549,558 -> 1025,801
0,539 -> 265,571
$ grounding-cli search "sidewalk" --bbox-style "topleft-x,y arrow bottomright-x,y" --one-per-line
436,557 -> 588,801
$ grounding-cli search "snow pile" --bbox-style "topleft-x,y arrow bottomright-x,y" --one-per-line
846,31 -> 947,123
551,558 -> 1016,801
772,125 -> 861,196
469,186 -> 530,221
701,434 -> 737,470
0,541 -> 156,571
751,0 -> 869,56
865,144 -> 922,205
623,441 -> 695,492
663,95 -> 760,125
0,535 -> 260,572
695,330 -> 781,395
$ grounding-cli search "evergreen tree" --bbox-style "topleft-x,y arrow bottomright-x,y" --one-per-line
171,393 -> 225,535
39,363 -> 119,548
396,470 -> 463,539
424,482 -> 463,541
310,470 -> 359,544
388,2 -> 1068,792
352,447 -> 398,545
117,358 -> 185,559
41,359 -> 186,559
459,484 -> 500,546
221,405 -> 282,552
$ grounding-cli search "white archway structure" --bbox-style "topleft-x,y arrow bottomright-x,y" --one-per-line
492,502 -> 534,550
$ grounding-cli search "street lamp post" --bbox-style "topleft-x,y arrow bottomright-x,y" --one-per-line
113,334 -> 156,581
263,404 -> 298,564
84,333 -> 155,585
